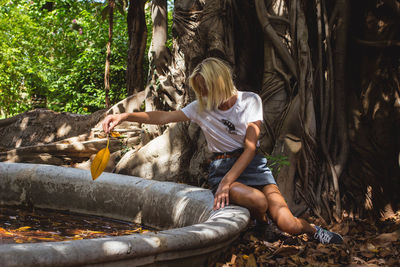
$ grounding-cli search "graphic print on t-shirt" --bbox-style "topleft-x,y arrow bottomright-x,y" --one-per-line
221,119 -> 238,135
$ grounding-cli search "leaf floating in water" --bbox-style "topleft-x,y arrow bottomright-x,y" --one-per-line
16,226 -> 31,231
0,205 -> 152,244
91,137 -> 110,180
0,227 -> 15,236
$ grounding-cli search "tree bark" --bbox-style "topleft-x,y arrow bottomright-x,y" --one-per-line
149,0 -> 170,75
104,0 -> 115,108
126,0 -> 147,96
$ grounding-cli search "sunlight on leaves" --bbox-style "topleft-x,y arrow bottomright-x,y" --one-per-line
90,137 -> 110,180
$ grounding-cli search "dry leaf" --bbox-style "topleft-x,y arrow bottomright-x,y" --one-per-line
16,226 -> 31,231
236,254 -> 246,267
90,138 -> 110,180
379,248 -> 392,257
229,254 -> 237,265
86,230 -> 105,234
341,223 -> 350,235
366,243 -> 379,253
360,252 -> 375,259
387,258 -> 400,266
273,245 -> 300,257
373,230 -> 400,244
0,227 -> 15,236
249,234 -> 258,242
367,258 -> 386,265
245,254 -> 257,267
110,131 -> 121,138
291,255 -> 307,265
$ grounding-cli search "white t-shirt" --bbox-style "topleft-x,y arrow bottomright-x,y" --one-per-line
181,91 -> 263,153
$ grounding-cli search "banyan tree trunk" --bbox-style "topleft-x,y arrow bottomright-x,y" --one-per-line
126,0 -> 147,96
341,0 -> 400,219
104,0 -> 115,108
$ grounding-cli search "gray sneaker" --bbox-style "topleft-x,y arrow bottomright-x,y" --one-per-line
314,226 -> 344,244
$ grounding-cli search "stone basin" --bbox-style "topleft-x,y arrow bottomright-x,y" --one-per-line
0,163 -> 250,266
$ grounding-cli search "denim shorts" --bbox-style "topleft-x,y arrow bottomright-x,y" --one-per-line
208,153 -> 276,193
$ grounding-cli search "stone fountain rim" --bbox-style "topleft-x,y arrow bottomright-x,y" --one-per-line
0,163 -> 250,267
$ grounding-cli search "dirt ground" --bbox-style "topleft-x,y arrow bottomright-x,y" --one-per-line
214,212 -> 400,267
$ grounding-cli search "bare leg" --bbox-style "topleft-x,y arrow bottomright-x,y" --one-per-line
228,182 -> 270,223
262,184 -> 316,235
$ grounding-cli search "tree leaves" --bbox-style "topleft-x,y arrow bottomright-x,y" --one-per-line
90,137 -> 110,180
0,0 -> 129,118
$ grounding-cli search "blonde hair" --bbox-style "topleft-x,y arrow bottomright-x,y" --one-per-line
189,57 -> 237,111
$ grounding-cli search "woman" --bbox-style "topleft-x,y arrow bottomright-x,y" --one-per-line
102,57 -> 343,244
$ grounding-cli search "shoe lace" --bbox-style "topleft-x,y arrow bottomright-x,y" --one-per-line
314,228 -> 332,244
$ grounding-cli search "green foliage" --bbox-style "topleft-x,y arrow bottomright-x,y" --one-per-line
0,0 -> 174,118
0,0 -> 40,116
265,154 -> 290,176
0,0 -> 128,118
166,3 -> 173,50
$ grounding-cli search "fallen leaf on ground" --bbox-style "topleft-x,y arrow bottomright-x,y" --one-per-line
373,230 -> 400,243
245,253 -> 257,267
367,243 -> 379,253
273,245 -> 300,256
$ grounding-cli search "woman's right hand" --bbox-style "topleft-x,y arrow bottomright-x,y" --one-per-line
102,114 -> 124,133
213,179 -> 231,210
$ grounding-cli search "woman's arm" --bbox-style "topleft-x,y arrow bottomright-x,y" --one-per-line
102,110 -> 189,133
213,120 -> 262,210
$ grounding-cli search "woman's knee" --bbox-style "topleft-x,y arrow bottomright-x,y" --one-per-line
250,193 -> 268,213
230,184 -> 268,213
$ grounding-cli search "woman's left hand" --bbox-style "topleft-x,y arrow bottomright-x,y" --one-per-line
213,180 -> 230,210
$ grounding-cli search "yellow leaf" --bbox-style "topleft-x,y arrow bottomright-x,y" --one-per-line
91,138 -> 110,180
367,243 -> 379,253
110,131 -> 121,138
97,133 -> 107,138
86,231 -> 105,234
124,228 -> 142,234
16,226 -> 31,231
0,227 -> 15,236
